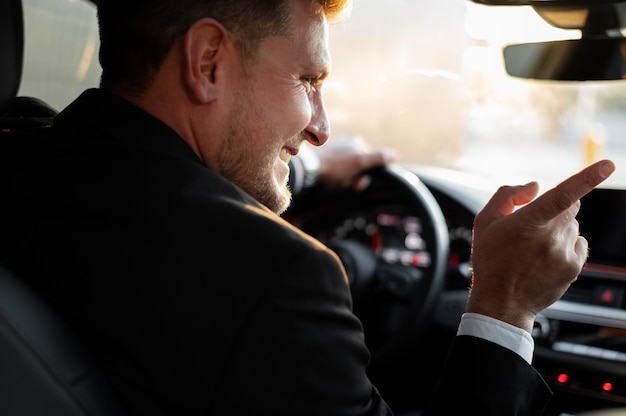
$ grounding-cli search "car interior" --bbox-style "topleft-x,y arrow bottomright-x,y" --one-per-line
4,0 -> 626,415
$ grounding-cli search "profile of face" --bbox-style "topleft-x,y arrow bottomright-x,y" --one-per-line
216,1 -> 331,214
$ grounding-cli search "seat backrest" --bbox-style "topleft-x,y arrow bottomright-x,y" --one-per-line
0,0 -> 57,130
0,264 -> 125,416
1,1 -> 121,411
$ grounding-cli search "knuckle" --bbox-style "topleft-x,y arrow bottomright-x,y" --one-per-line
552,189 -> 576,212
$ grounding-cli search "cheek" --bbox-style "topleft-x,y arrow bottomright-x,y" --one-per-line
265,86 -> 313,133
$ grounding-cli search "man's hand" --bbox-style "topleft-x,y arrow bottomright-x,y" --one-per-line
467,159 -> 616,333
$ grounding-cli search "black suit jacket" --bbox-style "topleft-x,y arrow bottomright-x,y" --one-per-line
0,89 -> 551,415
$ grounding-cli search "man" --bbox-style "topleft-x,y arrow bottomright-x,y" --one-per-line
0,0 -> 615,415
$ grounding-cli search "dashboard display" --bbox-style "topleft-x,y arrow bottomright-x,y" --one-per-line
315,208 -> 432,268
579,189 -> 626,269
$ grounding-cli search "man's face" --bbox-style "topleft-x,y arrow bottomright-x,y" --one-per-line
215,2 -> 331,214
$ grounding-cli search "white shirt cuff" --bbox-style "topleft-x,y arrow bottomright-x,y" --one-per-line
457,312 -> 535,364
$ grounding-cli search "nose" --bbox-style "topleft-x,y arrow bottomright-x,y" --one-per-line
305,91 -> 330,147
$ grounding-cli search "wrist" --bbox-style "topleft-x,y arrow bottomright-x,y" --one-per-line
467,295 -> 536,334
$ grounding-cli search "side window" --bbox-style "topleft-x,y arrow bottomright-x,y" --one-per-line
19,0 -> 101,111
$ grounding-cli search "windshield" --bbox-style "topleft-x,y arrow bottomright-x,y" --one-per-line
19,0 -> 626,189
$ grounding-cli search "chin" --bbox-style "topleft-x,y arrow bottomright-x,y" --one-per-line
274,188 -> 292,215
257,182 -> 291,215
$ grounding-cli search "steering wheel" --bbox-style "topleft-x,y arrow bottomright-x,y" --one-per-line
283,164 -> 449,367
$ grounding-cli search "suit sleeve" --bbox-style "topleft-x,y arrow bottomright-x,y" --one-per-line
421,335 -> 553,416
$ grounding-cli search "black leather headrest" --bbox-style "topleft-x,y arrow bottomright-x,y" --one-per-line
0,0 -> 24,117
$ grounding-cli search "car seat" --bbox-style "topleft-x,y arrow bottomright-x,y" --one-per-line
0,264 -> 125,415
0,0 -> 124,414
0,0 -> 57,130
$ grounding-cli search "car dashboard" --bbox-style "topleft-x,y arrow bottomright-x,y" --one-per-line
530,188 -> 626,413
418,167 -> 626,415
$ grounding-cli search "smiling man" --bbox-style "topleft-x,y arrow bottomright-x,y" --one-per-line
0,0 -> 615,415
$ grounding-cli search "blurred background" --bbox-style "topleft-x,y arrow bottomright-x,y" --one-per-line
324,0 -> 626,189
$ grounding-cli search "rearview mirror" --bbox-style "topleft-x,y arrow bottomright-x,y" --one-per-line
503,38 -> 626,81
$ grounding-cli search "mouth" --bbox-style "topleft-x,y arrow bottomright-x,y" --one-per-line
279,147 -> 296,164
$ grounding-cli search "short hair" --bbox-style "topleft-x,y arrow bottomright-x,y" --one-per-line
96,0 -> 350,94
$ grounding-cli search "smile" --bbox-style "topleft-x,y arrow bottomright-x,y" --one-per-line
279,147 -> 293,164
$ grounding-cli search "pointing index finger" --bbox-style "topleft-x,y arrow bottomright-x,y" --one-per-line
527,159 -> 615,223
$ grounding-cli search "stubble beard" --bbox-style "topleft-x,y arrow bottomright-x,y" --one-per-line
218,110 -> 292,215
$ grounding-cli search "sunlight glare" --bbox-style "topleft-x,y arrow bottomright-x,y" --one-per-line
465,3 -> 580,46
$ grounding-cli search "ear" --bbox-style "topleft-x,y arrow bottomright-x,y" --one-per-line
183,18 -> 229,104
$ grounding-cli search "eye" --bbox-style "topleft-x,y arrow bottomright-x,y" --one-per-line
302,76 -> 321,94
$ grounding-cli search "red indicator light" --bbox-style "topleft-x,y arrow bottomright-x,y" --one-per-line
601,289 -> 615,305
603,382 -> 613,392
557,373 -> 569,384
371,232 -> 382,252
